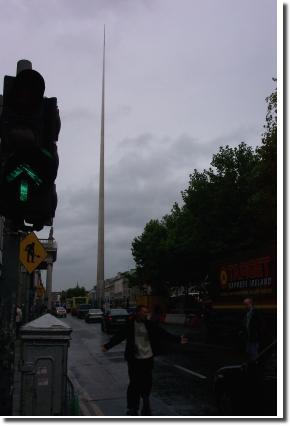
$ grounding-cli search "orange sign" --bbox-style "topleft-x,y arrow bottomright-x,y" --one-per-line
219,256 -> 273,292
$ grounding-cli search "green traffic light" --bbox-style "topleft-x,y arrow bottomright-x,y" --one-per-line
41,148 -> 53,159
20,180 -> 28,202
21,164 -> 42,185
6,164 -> 43,203
6,164 -> 42,185
6,166 -> 23,182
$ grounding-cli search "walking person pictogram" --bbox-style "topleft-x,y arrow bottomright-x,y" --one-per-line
24,242 -> 40,263
20,233 -> 48,274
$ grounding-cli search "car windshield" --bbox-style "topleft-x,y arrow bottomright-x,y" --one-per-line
89,309 -> 102,314
57,307 -> 65,311
110,309 -> 128,315
79,304 -> 91,309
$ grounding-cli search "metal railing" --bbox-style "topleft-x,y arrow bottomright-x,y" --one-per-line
64,376 -> 80,416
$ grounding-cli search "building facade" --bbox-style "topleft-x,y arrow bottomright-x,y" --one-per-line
104,271 -> 139,309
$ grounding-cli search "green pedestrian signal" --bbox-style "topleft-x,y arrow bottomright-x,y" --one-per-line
6,163 -> 42,203
20,180 -> 28,202
6,164 -> 42,186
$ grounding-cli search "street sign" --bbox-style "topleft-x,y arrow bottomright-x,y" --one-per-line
19,232 -> 48,273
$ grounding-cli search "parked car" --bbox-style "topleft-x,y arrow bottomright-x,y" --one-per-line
214,340 -> 277,416
101,308 -> 129,333
53,306 -> 67,318
76,304 -> 92,319
85,308 -> 104,323
127,306 -> 137,319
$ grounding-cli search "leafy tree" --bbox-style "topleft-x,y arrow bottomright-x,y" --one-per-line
208,142 -> 258,252
123,270 -> 138,288
64,284 -> 87,299
131,83 -> 277,293
250,81 -> 277,243
132,219 -> 169,294
162,202 -> 208,285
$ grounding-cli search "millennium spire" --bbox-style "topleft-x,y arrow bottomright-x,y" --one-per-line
96,27 -> 105,307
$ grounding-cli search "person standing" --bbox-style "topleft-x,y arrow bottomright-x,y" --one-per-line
15,304 -> 23,336
101,305 -> 188,416
243,297 -> 261,362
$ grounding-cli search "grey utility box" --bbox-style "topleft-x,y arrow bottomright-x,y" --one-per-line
19,314 -> 72,416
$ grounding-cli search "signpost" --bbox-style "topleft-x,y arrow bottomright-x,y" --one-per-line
19,232 -> 47,274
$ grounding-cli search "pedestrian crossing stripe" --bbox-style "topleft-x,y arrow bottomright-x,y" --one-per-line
173,364 -> 207,379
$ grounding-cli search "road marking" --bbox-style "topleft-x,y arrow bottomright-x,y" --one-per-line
173,364 -> 207,379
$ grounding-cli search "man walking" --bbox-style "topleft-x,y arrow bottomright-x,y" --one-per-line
101,305 -> 187,416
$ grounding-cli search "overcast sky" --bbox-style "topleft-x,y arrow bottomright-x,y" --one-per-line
0,0 -> 277,291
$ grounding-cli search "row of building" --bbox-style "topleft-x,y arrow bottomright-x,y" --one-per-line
84,273 -> 203,313
87,271 -> 146,309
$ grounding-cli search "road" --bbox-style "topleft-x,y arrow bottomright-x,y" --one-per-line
64,314 -> 244,417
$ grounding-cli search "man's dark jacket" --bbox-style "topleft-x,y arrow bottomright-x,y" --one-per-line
103,318 -> 180,362
245,308 -> 261,343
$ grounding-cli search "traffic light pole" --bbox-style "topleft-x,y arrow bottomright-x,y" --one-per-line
0,221 -> 21,414
0,59 -> 60,414
45,256 -> 53,311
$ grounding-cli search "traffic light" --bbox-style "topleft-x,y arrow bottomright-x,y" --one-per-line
0,67 -> 60,230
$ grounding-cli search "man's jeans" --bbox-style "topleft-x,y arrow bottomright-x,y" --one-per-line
127,357 -> 154,413
246,342 -> 259,362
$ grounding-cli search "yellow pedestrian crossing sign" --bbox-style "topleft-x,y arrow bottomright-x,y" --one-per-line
19,232 -> 48,273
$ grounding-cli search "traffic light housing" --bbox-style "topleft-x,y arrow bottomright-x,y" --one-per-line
0,68 -> 60,230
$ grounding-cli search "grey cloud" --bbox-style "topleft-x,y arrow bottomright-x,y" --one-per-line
5,0 -> 275,291
109,133 -> 209,186
108,105 -> 132,123
62,107 -> 98,122
54,188 -> 98,229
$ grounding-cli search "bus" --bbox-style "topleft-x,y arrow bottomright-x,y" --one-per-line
70,296 -> 89,316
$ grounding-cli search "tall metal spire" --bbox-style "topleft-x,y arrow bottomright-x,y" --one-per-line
96,26 -> 105,307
